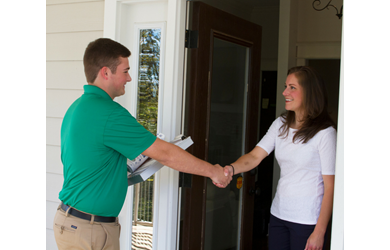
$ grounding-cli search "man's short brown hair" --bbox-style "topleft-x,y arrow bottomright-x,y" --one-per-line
83,38 -> 131,83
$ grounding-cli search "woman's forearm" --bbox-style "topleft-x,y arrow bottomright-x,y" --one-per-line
313,175 -> 335,235
230,146 -> 268,175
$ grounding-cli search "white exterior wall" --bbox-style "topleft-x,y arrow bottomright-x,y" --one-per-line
46,1 -> 104,249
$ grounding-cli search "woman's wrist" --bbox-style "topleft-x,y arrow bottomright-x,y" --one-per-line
228,164 -> 235,176
313,224 -> 327,236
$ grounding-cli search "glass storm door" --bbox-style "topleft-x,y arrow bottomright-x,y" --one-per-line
180,2 -> 263,249
204,38 -> 249,250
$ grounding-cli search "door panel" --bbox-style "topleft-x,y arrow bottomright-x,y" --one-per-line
181,2 -> 262,250
204,38 -> 249,250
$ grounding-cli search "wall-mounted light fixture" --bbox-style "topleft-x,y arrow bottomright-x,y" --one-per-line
312,0 -> 343,19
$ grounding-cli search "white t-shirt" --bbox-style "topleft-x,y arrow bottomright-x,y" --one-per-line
257,117 -> 337,225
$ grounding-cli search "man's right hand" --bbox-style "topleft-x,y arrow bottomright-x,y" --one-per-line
143,138 -> 236,187
211,164 -> 233,188
223,165 -> 234,178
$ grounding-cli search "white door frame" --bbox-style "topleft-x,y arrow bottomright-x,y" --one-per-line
330,19 -> 344,250
103,0 -> 187,249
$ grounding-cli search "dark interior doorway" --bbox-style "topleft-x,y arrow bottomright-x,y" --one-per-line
307,59 -> 341,126
252,71 -> 277,250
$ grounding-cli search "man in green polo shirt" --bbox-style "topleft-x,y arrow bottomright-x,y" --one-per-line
53,38 -> 232,249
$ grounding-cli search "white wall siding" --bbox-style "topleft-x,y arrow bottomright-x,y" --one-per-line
47,173 -> 64,202
46,61 -> 85,90
47,32 -> 103,61
46,145 -> 62,175
46,89 -> 84,118
46,118 -> 62,146
47,2 -> 104,33
46,230 -> 57,250
47,0 -> 100,5
46,1 -> 104,249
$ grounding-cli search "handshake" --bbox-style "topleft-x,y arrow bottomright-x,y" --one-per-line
211,164 -> 235,188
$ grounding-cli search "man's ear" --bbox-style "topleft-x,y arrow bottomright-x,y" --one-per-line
99,66 -> 110,80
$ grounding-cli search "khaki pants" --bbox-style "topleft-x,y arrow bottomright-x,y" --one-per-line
53,205 -> 121,250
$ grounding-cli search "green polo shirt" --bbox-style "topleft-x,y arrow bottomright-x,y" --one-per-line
59,85 -> 156,217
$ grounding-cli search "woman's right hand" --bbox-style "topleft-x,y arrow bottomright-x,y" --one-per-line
211,164 -> 233,188
223,165 -> 234,177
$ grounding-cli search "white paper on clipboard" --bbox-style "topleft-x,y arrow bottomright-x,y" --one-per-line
127,135 -> 194,186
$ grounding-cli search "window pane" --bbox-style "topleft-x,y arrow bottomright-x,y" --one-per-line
132,28 -> 161,250
137,29 -> 161,135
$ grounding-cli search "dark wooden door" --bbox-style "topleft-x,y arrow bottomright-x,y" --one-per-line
180,2 -> 262,250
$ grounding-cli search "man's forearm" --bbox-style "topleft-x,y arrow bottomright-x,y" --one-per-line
142,138 -> 217,178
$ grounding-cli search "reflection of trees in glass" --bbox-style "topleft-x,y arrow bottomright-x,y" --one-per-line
135,29 -> 161,224
137,29 -> 161,136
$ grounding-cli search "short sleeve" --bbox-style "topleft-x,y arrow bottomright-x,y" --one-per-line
103,106 -> 157,160
256,117 -> 282,154
317,127 -> 337,175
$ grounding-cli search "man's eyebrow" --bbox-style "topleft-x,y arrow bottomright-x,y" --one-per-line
124,67 -> 130,71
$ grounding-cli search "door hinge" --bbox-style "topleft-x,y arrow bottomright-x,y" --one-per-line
185,29 -> 198,48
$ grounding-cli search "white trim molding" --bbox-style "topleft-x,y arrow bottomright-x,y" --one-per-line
153,1 -> 187,249
331,21 -> 344,250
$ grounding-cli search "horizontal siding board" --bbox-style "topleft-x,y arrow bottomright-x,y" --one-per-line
46,228 -> 58,250
46,89 -> 84,118
47,145 -> 63,174
47,2 -> 104,33
47,173 -> 63,202
47,61 -> 86,90
47,201 -> 60,230
47,118 -> 62,146
46,31 -> 103,61
47,0 -> 101,5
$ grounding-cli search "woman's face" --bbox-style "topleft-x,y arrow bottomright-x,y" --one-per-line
283,73 -> 304,117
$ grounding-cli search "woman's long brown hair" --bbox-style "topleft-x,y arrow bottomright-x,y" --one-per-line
279,66 -> 336,143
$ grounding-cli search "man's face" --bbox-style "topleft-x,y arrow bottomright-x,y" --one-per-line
107,57 -> 132,99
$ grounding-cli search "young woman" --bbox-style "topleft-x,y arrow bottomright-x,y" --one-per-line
225,66 -> 337,250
